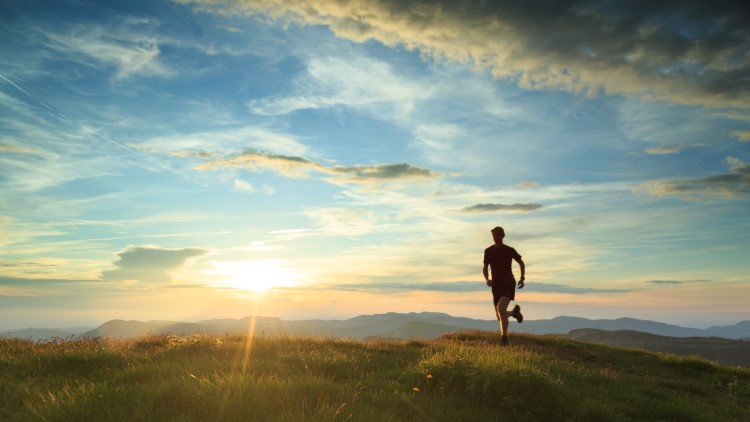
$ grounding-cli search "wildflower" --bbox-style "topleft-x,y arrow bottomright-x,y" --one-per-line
426,374 -> 432,379
412,387 -> 420,393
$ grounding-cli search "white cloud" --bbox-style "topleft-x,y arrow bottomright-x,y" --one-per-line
233,178 -> 254,191
730,130 -> 750,142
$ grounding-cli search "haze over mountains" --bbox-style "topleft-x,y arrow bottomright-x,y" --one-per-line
4,312 -> 749,341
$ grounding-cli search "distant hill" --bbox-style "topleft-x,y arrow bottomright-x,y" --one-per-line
1,327 -> 93,341
79,312 -> 750,341
515,316 -> 707,337
83,320 -> 225,338
377,321 -> 472,340
565,329 -> 750,368
81,312 -> 490,340
11,313 -> 750,367
704,321 -> 750,339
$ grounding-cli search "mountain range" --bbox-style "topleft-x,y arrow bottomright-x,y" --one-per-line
3,312 -> 749,341
565,329 -> 750,368
4,313 -> 749,367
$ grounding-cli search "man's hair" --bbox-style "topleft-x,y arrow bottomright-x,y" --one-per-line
491,226 -> 505,235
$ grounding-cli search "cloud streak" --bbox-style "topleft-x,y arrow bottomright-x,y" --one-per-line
326,163 -> 435,184
195,150 -> 439,184
298,281 -> 633,295
181,0 -> 750,110
642,144 -> 698,155
40,23 -> 170,80
634,157 -> 750,199
195,151 -> 322,178
646,279 -> 711,285
461,203 -> 543,213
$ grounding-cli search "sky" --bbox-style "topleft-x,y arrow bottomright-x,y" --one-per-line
1,0 -> 749,330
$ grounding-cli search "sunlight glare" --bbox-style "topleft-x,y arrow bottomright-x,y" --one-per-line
208,259 -> 298,292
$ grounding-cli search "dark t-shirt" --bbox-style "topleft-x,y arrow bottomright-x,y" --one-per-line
484,244 -> 521,283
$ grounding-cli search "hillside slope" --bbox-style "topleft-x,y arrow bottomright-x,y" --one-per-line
2,331 -> 748,421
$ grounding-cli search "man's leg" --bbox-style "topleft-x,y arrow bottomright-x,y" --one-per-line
496,296 -> 512,337
493,298 -> 502,323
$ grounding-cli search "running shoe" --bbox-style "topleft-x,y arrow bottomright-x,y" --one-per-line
512,304 -> 523,323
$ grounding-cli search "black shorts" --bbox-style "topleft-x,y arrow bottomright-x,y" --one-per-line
492,281 -> 516,306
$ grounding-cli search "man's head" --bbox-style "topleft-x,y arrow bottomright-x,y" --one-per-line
491,226 -> 505,244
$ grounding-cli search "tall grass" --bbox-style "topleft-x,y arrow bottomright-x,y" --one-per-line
1,331 -> 748,421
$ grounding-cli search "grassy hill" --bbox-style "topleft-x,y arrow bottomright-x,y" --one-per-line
1,331 -> 748,421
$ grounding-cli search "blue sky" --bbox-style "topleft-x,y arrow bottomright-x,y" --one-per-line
1,0 -> 749,329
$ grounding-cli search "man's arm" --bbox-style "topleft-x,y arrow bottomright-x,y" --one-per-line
516,257 -> 525,288
483,263 -> 492,286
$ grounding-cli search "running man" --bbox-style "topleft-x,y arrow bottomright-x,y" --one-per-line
483,226 -> 525,346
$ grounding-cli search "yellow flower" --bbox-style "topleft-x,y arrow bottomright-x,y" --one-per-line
412,387 -> 420,392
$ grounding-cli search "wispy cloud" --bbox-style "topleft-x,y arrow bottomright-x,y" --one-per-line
40,23 -> 170,80
326,163 -> 436,184
0,143 -> 47,156
195,150 -> 439,185
230,178 -> 275,194
730,130 -> 750,142
232,178 -> 254,192
642,145 -> 697,155
646,279 -> 710,285
247,56 -> 430,118
616,100 -> 720,152
529,283 -> 634,294
633,157 -> 750,199
137,127 -> 310,158
195,151 -> 322,178
0,276 -> 99,287
181,0 -> 750,110
302,207 -> 383,237
0,79 -> 192,192
461,203 -> 543,213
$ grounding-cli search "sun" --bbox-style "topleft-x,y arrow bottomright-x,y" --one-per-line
208,259 -> 298,292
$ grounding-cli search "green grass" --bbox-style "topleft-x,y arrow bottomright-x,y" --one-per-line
1,331 -> 748,421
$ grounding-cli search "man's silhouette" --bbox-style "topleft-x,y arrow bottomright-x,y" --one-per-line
483,226 -> 525,346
